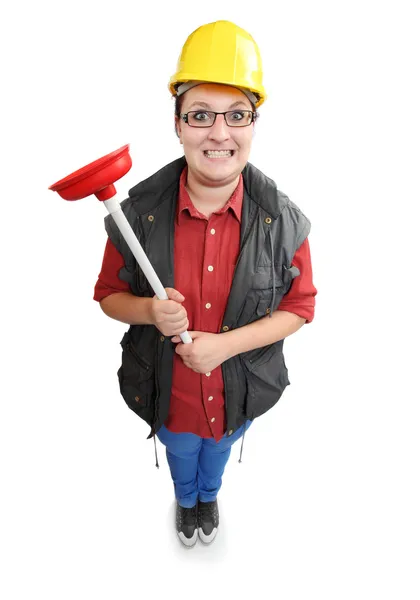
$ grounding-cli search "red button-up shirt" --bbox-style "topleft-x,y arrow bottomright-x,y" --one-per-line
94,166 -> 317,440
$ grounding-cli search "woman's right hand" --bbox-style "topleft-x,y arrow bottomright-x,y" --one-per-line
150,288 -> 189,337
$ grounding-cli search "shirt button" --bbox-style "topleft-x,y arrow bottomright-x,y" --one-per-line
208,396 -> 213,401
210,228 -> 216,235
228,429 -> 233,436
207,265 -> 214,272
222,325 -> 229,332
205,302 -> 211,309
205,372 -> 211,377
211,417 -> 216,423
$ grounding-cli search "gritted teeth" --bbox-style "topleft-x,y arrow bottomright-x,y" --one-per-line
204,150 -> 234,157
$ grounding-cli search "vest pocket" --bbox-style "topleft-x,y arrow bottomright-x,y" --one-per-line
118,336 -> 155,417
236,263 -> 300,326
240,343 -> 290,419
126,341 -> 151,373
237,286 -> 285,326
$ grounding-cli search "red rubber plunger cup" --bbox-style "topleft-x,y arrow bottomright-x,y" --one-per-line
49,144 -> 132,201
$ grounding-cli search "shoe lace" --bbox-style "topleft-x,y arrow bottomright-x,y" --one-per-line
180,505 -> 197,526
198,502 -> 216,522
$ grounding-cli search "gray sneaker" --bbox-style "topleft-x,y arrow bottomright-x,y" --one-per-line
198,499 -> 219,544
176,501 -> 198,547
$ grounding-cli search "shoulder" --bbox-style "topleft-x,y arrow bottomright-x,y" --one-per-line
243,161 -> 311,246
278,193 -> 311,248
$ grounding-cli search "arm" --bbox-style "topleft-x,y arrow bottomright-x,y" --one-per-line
223,310 -> 305,359
100,292 -> 154,325
93,238 -> 153,325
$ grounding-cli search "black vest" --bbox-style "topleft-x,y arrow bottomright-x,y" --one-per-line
104,156 -> 310,440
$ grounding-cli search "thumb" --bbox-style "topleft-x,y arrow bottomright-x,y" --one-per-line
171,331 -> 199,343
165,287 -> 185,303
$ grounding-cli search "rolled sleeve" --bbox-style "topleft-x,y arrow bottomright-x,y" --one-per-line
277,237 -> 317,323
93,238 -> 130,302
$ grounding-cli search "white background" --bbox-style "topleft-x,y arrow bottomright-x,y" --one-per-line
1,1 -> 419,598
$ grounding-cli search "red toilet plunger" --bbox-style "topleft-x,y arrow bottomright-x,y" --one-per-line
49,144 -> 192,344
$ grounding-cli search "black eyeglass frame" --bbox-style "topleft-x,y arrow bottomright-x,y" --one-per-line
180,110 -> 259,127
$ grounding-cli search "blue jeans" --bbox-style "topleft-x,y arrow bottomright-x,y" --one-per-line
156,420 -> 253,508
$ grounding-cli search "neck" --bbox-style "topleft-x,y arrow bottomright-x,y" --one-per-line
185,170 -> 240,218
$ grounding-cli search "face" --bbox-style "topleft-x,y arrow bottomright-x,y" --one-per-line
175,83 -> 255,187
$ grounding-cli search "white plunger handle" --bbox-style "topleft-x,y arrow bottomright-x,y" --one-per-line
103,196 -> 192,344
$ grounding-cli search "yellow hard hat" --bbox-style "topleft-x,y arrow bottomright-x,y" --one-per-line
169,20 -> 267,108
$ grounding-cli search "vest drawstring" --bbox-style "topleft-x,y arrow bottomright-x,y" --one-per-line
268,228 -> 275,318
238,423 -> 247,463
153,433 -> 160,468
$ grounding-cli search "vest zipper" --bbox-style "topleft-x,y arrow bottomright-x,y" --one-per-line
126,341 -> 150,372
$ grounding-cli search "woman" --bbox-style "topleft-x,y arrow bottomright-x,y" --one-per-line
94,20 -> 317,548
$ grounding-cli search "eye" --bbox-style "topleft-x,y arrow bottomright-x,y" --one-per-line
192,111 -> 210,121
230,111 -> 245,120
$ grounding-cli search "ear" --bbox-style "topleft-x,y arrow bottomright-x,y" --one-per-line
175,116 -> 183,143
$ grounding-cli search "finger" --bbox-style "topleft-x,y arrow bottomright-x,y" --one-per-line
170,327 -> 190,342
157,311 -> 187,325
171,319 -> 189,335
175,341 -> 191,354
184,330 -> 200,340
171,323 -> 196,342
165,288 -> 185,303
159,317 -> 187,329
171,330 -> 198,340
176,343 -> 193,357
159,302 -> 188,317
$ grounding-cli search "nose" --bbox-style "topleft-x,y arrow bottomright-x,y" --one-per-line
208,113 -> 230,142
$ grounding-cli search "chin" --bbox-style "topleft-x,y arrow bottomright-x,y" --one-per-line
202,167 -> 240,183
194,156 -> 243,180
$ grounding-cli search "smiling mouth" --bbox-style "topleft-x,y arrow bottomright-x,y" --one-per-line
203,150 -> 235,158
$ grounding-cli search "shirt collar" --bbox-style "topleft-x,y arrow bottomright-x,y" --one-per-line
177,166 -> 243,225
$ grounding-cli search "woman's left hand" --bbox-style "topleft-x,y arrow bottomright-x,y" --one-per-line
171,331 -> 230,373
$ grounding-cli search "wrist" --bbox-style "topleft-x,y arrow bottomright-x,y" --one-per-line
140,297 -> 155,325
221,330 -> 240,361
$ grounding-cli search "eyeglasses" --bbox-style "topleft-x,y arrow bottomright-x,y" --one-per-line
180,110 -> 259,128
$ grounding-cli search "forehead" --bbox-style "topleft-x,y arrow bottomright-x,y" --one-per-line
182,83 -> 252,111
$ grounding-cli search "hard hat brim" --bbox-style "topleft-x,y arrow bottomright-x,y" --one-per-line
169,76 -> 266,108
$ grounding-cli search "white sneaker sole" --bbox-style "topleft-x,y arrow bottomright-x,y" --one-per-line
177,529 -> 198,548
198,526 -> 218,544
